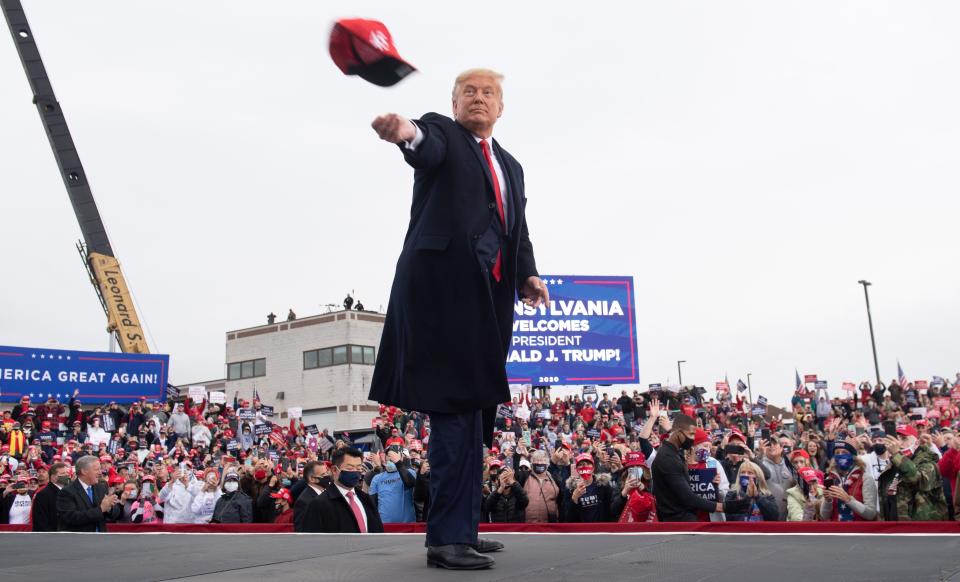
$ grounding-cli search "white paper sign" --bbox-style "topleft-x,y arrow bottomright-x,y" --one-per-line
287,407 -> 302,419
188,385 -> 207,401
208,391 -> 226,404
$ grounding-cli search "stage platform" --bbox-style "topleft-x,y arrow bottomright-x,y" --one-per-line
4,531 -> 960,582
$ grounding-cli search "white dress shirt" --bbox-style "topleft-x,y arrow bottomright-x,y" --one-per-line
406,124 -> 509,224
337,483 -> 368,531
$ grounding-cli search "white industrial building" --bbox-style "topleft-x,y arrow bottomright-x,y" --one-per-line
184,309 -> 386,432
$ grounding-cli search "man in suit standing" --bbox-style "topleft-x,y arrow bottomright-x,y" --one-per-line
370,68 -> 549,570
56,455 -> 122,532
31,462 -> 70,531
300,447 -> 384,533
293,460 -> 330,532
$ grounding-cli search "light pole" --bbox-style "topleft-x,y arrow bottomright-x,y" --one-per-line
677,360 -> 686,386
858,280 -> 882,387
747,372 -> 754,406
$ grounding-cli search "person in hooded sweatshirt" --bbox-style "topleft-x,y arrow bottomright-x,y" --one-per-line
189,467 -> 223,524
158,467 -> 199,523
212,470 -> 252,523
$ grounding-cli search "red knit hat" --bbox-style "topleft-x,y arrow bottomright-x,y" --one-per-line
693,429 -> 710,446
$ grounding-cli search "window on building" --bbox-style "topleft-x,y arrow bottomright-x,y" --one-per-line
227,358 -> 266,380
303,344 -> 376,370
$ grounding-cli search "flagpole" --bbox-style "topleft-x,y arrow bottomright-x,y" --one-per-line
747,373 -> 753,407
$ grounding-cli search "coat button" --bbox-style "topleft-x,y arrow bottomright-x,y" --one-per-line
489,258 -> 496,264
488,202 -> 496,210
472,234 -> 480,240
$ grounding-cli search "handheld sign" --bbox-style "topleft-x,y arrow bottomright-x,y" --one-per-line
254,423 -> 273,437
689,468 -> 718,502
188,386 -> 206,401
287,407 -> 302,419
209,391 -> 226,404
237,409 -> 256,421
260,405 -> 274,417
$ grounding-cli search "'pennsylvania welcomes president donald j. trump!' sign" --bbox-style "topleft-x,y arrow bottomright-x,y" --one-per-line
0,345 -> 169,403
507,275 -> 638,385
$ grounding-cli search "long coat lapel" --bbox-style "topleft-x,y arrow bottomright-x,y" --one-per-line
492,139 -> 520,235
74,480 -> 93,508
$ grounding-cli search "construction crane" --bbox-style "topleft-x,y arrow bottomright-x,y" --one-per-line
2,0 -> 149,353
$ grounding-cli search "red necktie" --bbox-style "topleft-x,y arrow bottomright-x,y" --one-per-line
479,139 -> 506,282
345,491 -> 367,533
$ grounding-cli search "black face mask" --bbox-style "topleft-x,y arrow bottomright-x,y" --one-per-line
872,443 -> 887,455
317,476 -> 333,488
679,434 -> 694,451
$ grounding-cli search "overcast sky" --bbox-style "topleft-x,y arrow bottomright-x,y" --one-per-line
2,1 -> 958,405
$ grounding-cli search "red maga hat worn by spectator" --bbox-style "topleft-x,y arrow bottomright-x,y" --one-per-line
798,466 -> 821,484
574,453 -> 594,466
623,451 -> 647,467
789,449 -> 811,461
897,425 -> 919,439
329,18 -> 416,87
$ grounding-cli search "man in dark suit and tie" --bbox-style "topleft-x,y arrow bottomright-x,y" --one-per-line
370,68 -> 549,570
300,447 -> 384,533
56,455 -> 122,532
293,460 -> 330,532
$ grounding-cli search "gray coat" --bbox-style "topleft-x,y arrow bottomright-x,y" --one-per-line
211,490 -> 252,523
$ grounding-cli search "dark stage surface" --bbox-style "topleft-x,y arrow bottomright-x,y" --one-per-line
4,532 -> 960,582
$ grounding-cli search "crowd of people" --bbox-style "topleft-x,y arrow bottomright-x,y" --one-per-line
2,373 -> 959,531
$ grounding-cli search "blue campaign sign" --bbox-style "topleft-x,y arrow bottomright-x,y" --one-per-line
507,275 -> 638,385
0,345 -> 169,404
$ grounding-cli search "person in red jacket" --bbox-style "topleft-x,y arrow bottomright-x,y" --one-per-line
618,451 -> 656,523
271,487 -> 294,524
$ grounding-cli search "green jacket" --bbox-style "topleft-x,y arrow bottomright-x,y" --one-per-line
877,446 -> 947,521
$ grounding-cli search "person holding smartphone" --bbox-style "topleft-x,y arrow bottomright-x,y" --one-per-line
617,451 -> 656,522
820,441 -> 878,521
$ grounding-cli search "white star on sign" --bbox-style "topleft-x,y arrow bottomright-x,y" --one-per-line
557,279 -> 564,285
548,279 -> 556,285
31,353 -> 36,358
40,354 -> 45,359
47,394 -> 52,399
58,356 -> 63,360
66,356 -> 71,360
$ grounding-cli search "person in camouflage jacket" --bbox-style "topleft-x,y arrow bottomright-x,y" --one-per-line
877,426 -> 948,521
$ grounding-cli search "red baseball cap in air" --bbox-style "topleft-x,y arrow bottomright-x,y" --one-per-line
329,18 -> 416,87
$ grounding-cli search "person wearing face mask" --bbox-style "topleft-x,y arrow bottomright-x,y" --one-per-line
189,467 -> 223,523
241,459 -> 275,523
1,477 -> 34,524
723,461 -> 779,521
617,451 -> 656,523
270,487 -> 295,523
294,461 -> 332,532
31,462 -> 70,531
686,429 -> 729,522
652,414 -> 751,521
131,475 -> 163,523
301,447 -> 384,533
212,471 -> 253,523
819,441 -> 878,521
878,425 -> 948,520
860,429 -> 892,483
518,450 -> 561,523
562,453 -> 624,522
369,446 -> 417,523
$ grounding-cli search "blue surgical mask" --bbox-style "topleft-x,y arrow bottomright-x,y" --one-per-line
739,475 -> 751,489
280,478 -> 291,488
337,470 -> 362,489
385,461 -> 397,472
835,453 -> 854,472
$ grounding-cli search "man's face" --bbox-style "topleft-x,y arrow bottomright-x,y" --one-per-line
452,75 -> 503,134
80,461 -> 102,483
334,455 -> 363,485
765,440 -> 782,457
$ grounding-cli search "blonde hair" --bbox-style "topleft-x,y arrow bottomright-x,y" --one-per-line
452,68 -> 504,99
734,461 -> 772,496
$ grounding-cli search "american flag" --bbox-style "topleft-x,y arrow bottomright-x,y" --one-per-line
794,369 -> 807,396
253,385 -> 261,406
897,361 -> 907,387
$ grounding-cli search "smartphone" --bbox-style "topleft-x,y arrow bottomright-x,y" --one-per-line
823,476 -> 836,489
761,428 -> 770,440
883,420 -> 897,437
724,444 -> 746,456
855,426 -> 865,436
847,424 -> 856,434
628,467 -> 643,481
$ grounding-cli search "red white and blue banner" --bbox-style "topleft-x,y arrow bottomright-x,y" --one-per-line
507,275 -> 638,385
0,345 -> 169,403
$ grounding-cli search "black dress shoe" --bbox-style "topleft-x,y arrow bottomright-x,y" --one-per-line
426,544 -> 495,570
474,538 -> 504,553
